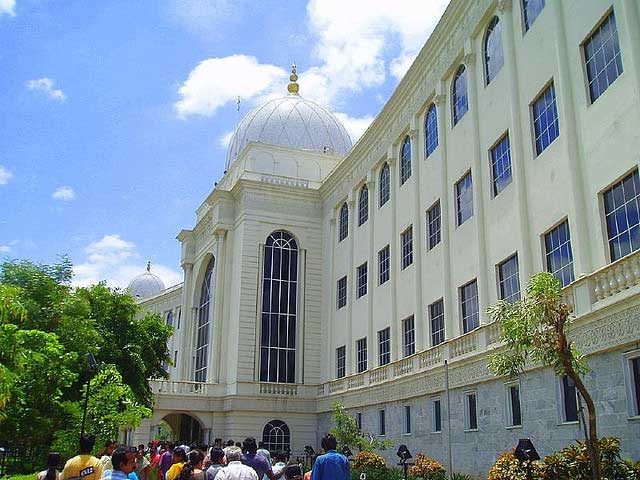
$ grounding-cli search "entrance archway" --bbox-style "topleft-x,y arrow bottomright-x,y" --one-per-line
161,413 -> 203,444
262,420 -> 290,453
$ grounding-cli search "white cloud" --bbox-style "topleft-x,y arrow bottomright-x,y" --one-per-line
219,130 -> 234,148
0,0 -> 15,17
26,77 -> 66,101
52,186 -> 75,201
334,112 -> 375,144
0,165 -> 12,185
0,245 -> 11,253
73,234 -> 182,289
174,55 -> 286,117
167,0 -> 244,38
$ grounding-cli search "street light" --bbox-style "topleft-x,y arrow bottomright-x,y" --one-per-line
80,353 -> 99,438
396,445 -> 413,480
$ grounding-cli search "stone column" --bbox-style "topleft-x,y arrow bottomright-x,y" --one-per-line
179,262 -> 194,380
409,126 -> 425,352
464,48 -> 491,325
366,174 -> 376,368
345,196 -> 356,375
388,149 -> 401,361
327,216 -> 336,380
620,0 -> 640,106
550,0 -> 593,276
209,228 -> 227,383
499,0 -> 534,282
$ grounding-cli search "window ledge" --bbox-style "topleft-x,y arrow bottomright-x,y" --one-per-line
431,431 -> 442,435
464,428 -> 479,433
402,433 -> 412,436
559,421 -> 579,426
505,425 -> 523,430
627,415 -> 640,421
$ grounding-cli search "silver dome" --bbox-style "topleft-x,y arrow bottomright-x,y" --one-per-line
128,263 -> 166,299
226,94 -> 352,169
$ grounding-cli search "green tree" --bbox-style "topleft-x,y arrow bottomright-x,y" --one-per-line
487,272 -> 601,480
329,402 -> 392,453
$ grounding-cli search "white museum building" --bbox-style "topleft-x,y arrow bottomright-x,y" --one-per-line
127,0 -> 640,474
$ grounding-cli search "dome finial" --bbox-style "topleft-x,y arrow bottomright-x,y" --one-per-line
287,62 -> 299,95
146,260 -> 151,272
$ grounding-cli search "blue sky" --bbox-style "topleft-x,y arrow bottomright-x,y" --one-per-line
0,0 -> 449,288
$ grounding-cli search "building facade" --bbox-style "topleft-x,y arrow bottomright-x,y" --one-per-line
131,0 -> 640,475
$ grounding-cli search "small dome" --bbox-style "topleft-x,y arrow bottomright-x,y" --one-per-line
226,66 -> 352,168
128,262 -> 165,299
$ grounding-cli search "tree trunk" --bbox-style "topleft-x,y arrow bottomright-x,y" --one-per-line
556,315 -> 601,480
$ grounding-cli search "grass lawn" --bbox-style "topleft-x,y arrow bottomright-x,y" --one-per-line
8,473 -> 37,480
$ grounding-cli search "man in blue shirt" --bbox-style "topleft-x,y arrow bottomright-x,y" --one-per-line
102,447 -> 137,480
310,434 -> 349,480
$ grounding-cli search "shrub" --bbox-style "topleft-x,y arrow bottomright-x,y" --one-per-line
408,453 -> 446,480
487,451 -> 544,480
353,450 -> 388,479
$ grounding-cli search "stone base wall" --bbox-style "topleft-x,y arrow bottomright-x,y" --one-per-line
318,347 -> 640,477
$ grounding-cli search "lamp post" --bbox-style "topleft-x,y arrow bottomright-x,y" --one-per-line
396,445 -> 413,480
80,353 -> 99,438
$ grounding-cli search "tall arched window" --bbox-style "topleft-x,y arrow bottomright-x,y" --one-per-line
260,231 -> 299,383
358,185 -> 369,226
338,203 -> 349,241
166,311 -> 174,327
195,257 -> 214,382
379,163 -> 390,207
262,420 -> 290,453
425,104 -> 438,157
484,17 -> 504,85
452,65 -> 468,126
400,136 -> 412,185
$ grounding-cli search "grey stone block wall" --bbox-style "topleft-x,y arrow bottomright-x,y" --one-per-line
317,347 -> 640,477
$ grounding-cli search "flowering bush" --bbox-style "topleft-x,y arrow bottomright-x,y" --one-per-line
487,451 -> 544,480
408,453 -> 446,480
353,451 -> 387,479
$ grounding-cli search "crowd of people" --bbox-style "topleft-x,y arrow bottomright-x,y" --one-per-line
38,433 -> 350,480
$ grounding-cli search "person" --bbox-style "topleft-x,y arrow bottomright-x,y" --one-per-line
255,444 -> 271,480
134,445 -> 150,480
159,444 -> 175,479
310,434 -> 349,480
146,443 -> 162,480
212,447 -> 257,480
166,447 -> 188,480
176,450 -> 205,480
283,466 -> 302,480
101,447 -> 137,480
38,452 -> 62,480
270,453 -> 287,477
99,441 -> 118,472
222,441 -> 234,459
61,435 -> 104,480
240,438 -> 282,480
205,448 -> 225,480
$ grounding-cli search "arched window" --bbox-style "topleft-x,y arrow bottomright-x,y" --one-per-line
452,65 -> 468,126
195,257 -> 214,382
260,231 -> 299,383
262,420 -> 290,453
338,203 -> 349,241
358,185 -> 369,226
166,311 -> 174,327
425,104 -> 438,157
484,17 -> 504,85
400,136 -> 412,185
379,163 -> 390,207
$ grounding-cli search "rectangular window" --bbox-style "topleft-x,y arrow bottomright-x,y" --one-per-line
583,11 -> 623,103
356,412 -> 363,431
403,405 -> 412,434
356,337 -> 368,373
379,409 -> 386,435
427,201 -> 441,250
603,170 -> 640,262
465,392 -> 478,430
544,220 -> 575,287
632,356 -> 640,416
356,262 -> 368,298
506,383 -> 522,427
490,134 -> 512,196
523,0 -> 545,32
561,375 -> 579,422
378,245 -> 390,285
432,398 -> 442,433
460,280 -> 479,333
430,299 -> 445,346
177,307 -> 181,329
401,226 -> 414,269
337,276 -> 347,309
532,82 -> 559,156
173,350 -> 178,366
378,327 -> 391,366
498,254 -> 521,303
456,171 -> 474,226
336,346 -> 346,378
402,316 -> 415,357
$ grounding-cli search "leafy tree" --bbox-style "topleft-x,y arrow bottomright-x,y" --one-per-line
487,272 -> 601,480
329,402 -> 392,453
0,284 -> 28,412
